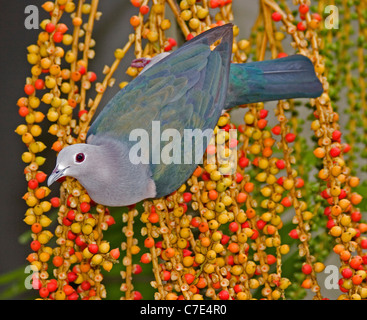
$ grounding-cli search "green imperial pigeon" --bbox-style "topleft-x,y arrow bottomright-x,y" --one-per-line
48,24 -> 323,207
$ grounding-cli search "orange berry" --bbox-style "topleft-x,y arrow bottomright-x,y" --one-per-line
165,248 -> 175,258
333,244 -> 345,254
263,138 -> 275,147
262,147 -> 273,158
339,250 -> 351,261
348,176 -> 359,188
350,193 -> 362,205
301,278 -> 312,289
193,166 -> 203,177
246,208 -> 256,219
236,192 -> 247,203
198,222 -> 209,233
208,190 -> 218,200
130,15 -> 140,27
313,147 -> 325,158
31,223 -> 42,234
148,212 -> 159,223
35,188 -> 46,199
80,262 -> 90,273
228,242 -> 239,253
53,256 -> 64,267
200,237 -> 211,247
144,237 -> 154,248
196,277 -> 207,289
244,182 -> 254,193
52,140 -> 63,152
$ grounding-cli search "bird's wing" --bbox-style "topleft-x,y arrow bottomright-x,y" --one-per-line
88,24 -> 233,197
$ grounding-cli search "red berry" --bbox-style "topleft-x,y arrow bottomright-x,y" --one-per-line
87,71 -> 97,82
67,210 -> 76,221
351,211 -> 362,222
133,264 -> 143,275
277,52 -> 288,58
239,157 -> 249,168
361,239 -> 367,249
299,4 -> 309,14
229,138 -> 238,148
88,244 -> 99,254
34,79 -> 45,90
341,268 -> 353,279
183,192 -> 192,202
24,84 -> 35,95
105,215 -> 116,226
28,179 -> 39,189
302,264 -> 312,275
271,125 -> 281,135
53,31 -> 63,43
229,222 -> 239,233
281,197 -> 292,207
56,23 -> 68,34
276,159 -> 286,169
210,0 -> 219,9
30,240 -> 41,251
256,220 -> 266,230
267,254 -> 277,265
168,38 -> 177,47
330,147 -> 341,157
297,21 -> 306,31
220,234 -> 230,245
251,229 -> 259,240
133,291 -> 143,300
18,107 -> 29,117
80,202 -> 90,213
271,12 -> 282,22
139,5 -> 149,15
62,217 -> 72,226
130,0 -> 141,7
45,23 -> 55,33
47,279 -> 58,292
342,144 -> 351,153
162,270 -> 171,281
285,133 -> 296,143
81,281 -> 91,291
289,229 -> 299,239
184,273 -> 195,284
332,130 -> 342,141
67,271 -> 78,282
50,197 -> 60,207
259,109 -> 268,119
295,178 -> 304,188
218,290 -> 229,300
39,287 -> 49,298
235,172 -> 243,183
67,230 -> 76,240
186,33 -> 194,41
312,13 -> 322,21
326,219 -> 335,229
298,4 -> 310,14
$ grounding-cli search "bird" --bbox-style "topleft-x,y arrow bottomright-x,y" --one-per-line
48,24 -> 323,207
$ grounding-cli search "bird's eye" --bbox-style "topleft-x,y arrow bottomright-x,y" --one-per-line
75,153 -> 85,163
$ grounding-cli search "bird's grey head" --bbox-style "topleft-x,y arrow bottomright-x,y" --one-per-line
47,143 -> 96,188
47,139 -> 156,207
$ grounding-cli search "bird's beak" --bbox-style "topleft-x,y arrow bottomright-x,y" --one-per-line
47,165 -> 69,186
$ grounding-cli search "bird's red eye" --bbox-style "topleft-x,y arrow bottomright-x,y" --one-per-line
75,153 -> 85,163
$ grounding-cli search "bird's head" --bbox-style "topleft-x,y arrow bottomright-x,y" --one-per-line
47,143 -> 94,187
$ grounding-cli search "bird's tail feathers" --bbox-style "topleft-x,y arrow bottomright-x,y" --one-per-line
225,55 -> 323,108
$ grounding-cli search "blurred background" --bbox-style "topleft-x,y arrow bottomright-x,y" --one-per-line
0,0 -> 365,300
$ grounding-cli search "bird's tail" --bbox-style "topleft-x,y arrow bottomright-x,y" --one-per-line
224,55 -> 323,109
